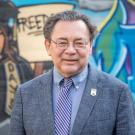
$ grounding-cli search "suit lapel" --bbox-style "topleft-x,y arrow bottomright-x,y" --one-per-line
37,70 -> 54,134
71,66 -> 102,135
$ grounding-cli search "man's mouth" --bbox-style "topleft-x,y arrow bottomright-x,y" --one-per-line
63,59 -> 78,64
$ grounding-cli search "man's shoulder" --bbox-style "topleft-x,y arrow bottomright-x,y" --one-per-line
89,66 -> 128,89
18,69 -> 53,91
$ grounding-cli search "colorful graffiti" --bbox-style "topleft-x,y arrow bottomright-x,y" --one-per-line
0,0 -> 135,134
89,0 -> 135,100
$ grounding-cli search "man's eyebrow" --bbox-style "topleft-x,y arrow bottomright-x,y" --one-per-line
57,37 -> 68,40
74,38 -> 84,41
57,37 -> 84,41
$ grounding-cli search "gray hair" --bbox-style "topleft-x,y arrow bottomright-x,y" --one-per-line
43,10 -> 96,42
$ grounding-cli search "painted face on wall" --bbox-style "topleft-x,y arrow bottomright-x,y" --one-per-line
45,20 -> 92,78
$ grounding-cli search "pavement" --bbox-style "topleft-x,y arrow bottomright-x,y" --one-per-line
0,119 -> 10,135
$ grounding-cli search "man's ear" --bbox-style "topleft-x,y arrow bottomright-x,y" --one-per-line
89,42 -> 93,55
45,39 -> 51,56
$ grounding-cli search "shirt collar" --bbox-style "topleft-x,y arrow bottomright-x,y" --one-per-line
53,65 -> 88,90
53,67 -> 63,86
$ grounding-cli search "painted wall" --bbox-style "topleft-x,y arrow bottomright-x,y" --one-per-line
0,0 -> 135,127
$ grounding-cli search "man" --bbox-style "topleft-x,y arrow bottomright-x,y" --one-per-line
10,11 -> 135,135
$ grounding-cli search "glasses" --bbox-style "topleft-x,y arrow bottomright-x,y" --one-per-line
51,39 -> 89,50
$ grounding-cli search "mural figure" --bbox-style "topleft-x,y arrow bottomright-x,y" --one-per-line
0,1 -> 33,122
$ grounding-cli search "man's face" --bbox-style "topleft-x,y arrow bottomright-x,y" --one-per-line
0,30 -> 4,54
45,20 -> 92,78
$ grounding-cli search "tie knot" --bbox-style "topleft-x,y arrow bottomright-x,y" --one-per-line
59,78 -> 73,94
64,78 -> 73,87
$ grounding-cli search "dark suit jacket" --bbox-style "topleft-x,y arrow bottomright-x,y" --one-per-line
9,65 -> 135,135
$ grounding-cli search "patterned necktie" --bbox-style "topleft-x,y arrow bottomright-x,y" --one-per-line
54,78 -> 73,135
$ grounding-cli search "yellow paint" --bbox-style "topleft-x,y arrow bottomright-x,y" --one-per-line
97,0 -> 118,31
5,60 -> 21,115
128,0 -> 135,6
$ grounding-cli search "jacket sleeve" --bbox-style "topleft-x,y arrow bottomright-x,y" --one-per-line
115,86 -> 135,135
9,85 -> 26,135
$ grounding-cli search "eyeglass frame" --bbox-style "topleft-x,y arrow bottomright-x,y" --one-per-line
50,38 -> 89,50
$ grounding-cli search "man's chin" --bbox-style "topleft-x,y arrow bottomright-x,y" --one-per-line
62,68 -> 80,77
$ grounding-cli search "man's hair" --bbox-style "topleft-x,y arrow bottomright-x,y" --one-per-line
43,10 -> 96,42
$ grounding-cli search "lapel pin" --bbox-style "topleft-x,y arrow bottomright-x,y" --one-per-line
90,88 -> 97,96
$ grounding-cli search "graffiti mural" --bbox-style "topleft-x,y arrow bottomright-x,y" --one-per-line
87,0 -> 135,100
0,0 -> 135,133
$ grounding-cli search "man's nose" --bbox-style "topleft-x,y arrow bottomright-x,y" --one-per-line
65,42 -> 76,53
